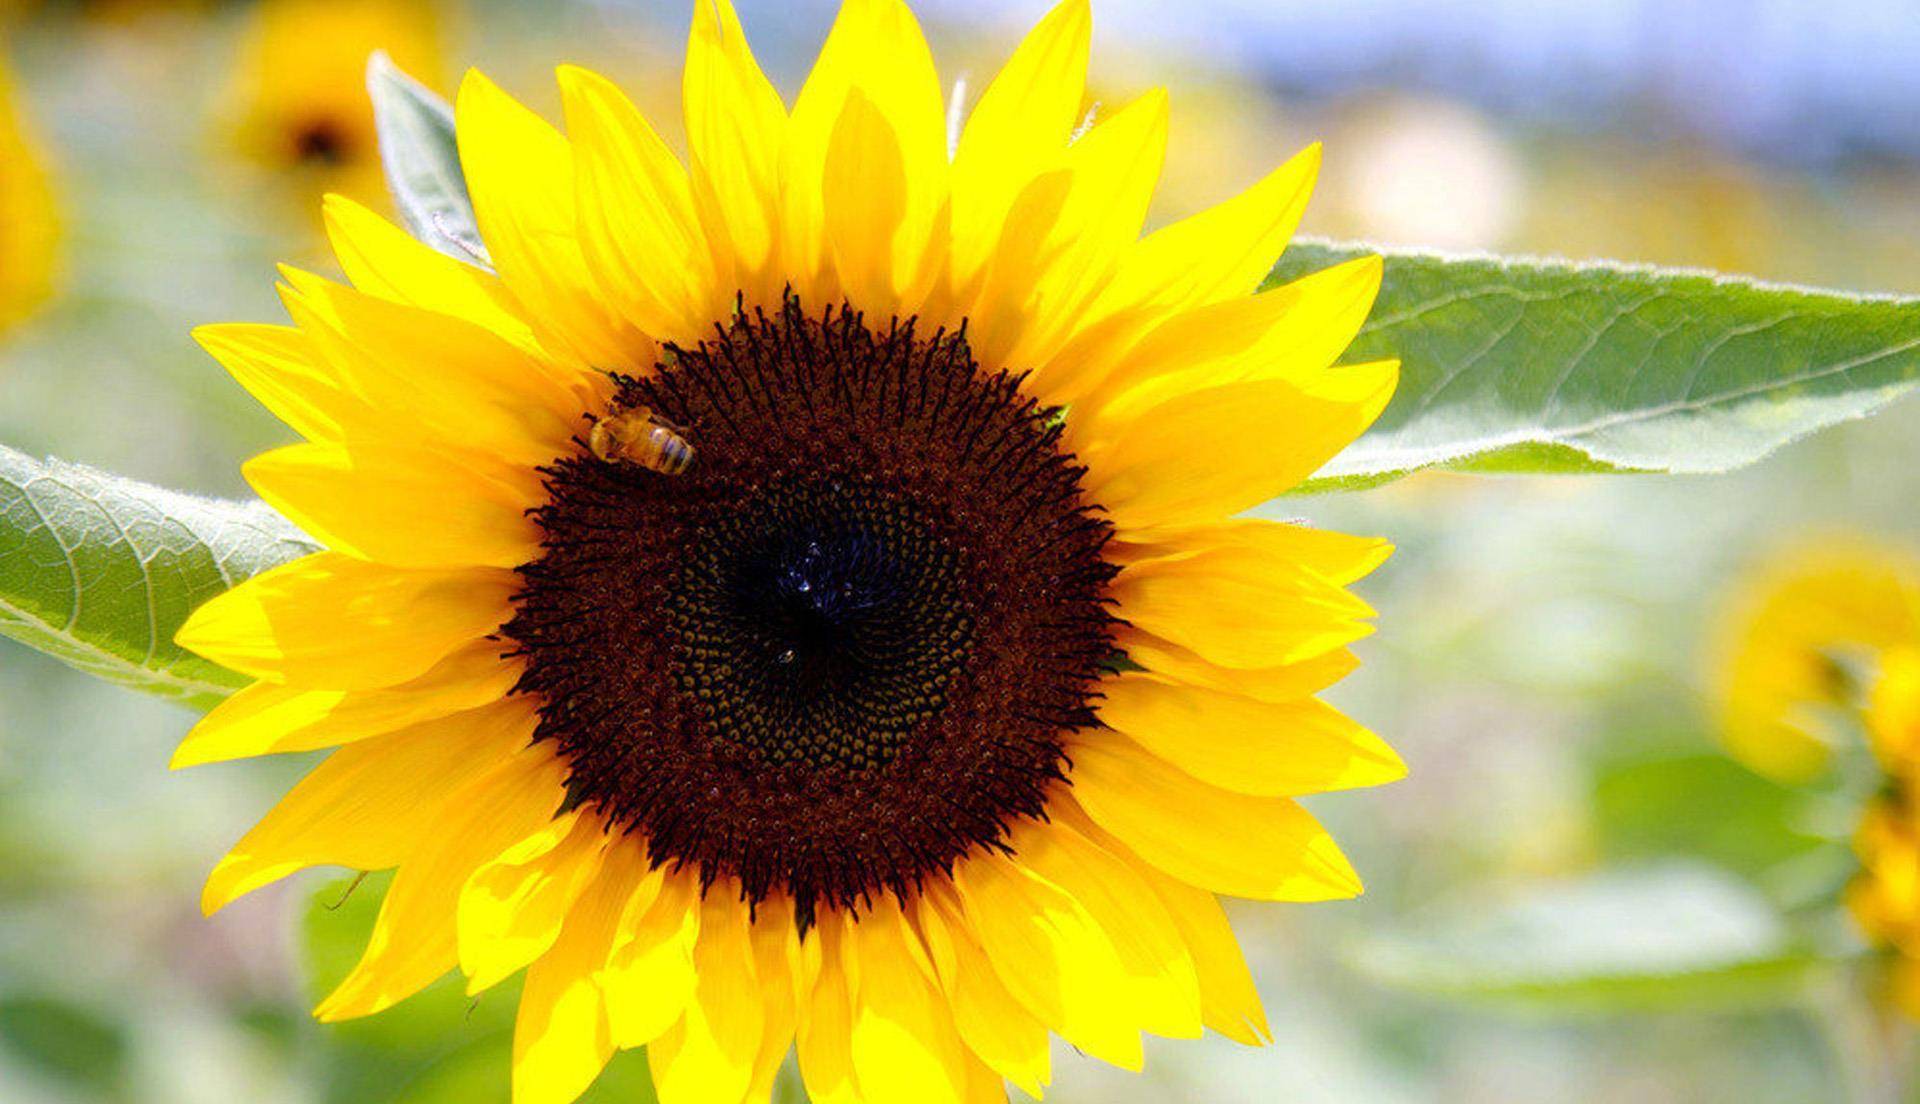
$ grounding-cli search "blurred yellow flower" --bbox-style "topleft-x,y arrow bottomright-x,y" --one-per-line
0,44 -> 58,335
1718,542 -> 1920,1013
223,0 -> 443,198
173,1 -> 1405,1100
1712,540 -> 1920,781
1850,649 -> 1920,1013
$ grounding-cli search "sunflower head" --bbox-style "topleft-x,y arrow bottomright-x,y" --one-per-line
0,45 -> 58,334
1719,542 -> 1920,1018
176,2 -> 1404,1100
1712,539 -> 1920,781
223,0 -> 443,189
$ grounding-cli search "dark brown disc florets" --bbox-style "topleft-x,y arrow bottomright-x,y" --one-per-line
504,299 -> 1117,923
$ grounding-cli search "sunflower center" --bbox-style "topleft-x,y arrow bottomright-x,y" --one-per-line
668,479 -> 974,771
506,300 -> 1116,922
291,119 -> 350,165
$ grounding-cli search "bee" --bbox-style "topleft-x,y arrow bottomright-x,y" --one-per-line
588,407 -> 694,475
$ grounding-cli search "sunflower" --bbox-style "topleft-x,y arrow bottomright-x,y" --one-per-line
1717,542 -> 1920,1012
1713,540 -> 1920,782
0,43 -> 58,334
223,0 -> 442,196
176,2 -> 1402,1100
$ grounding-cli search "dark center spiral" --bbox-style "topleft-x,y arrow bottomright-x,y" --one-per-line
291,119 -> 351,165
669,479 -> 974,772
504,299 -> 1116,923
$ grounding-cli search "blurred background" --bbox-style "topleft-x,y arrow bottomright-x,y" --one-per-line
2,0 -> 1919,1100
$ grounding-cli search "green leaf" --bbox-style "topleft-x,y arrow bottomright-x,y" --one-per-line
1346,863 -> 1826,1013
1272,241 -> 1920,490
367,52 -> 489,266
0,445 -> 316,709
0,994 -> 129,1095
1589,749 -> 1836,886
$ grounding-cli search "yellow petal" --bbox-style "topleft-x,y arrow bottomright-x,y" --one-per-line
1870,648 -> 1920,770
1108,546 -> 1376,669
683,0 -> 787,305
1005,816 -> 1202,1040
243,442 -> 544,570
316,741 -> 569,1021
321,193 -> 543,357
511,840 -> 645,1104
796,917 -> 862,1104
947,0 -> 1091,289
845,896 -> 969,1104
1072,254 -> 1384,432
1067,733 -> 1363,901
278,269 -> 584,466
193,323 -> 369,443
943,167 -> 1069,339
1058,800 -> 1270,1045
559,65 -> 720,344
1147,873 -> 1269,1045
744,895 -> 803,1102
600,868 -> 700,1049
1120,634 -> 1360,703
1089,142 -> 1323,322
951,849 -> 1144,1069
1112,519 -> 1392,586
175,553 -> 517,689
201,696 -> 538,914
960,1050 -> 1010,1104
1094,673 -> 1406,796
913,889 -> 1050,1097
783,0 -> 947,304
0,55 -> 57,332
457,69 -> 655,372
172,638 -> 521,767
968,90 -> 1168,370
1081,360 -> 1397,532
649,887 -> 764,1104
1022,148 -> 1331,407
461,809 -> 611,994
823,91 -> 910,315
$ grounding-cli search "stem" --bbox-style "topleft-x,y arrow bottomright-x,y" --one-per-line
771,1057 -> 809,1104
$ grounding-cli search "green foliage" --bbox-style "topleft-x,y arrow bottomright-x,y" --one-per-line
300,875 -> 658,1104
1275,242 -> 1920,491
368,52 -> 485,265
0,994 -> 129,1096
1590,750 -> 1836,883
1347,863 -> 1827,1013
0,444 -> 315,709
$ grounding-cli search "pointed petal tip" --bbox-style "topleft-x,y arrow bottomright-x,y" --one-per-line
1049,0 -> 1093,28
171,598 -> 221,654
170,738 -> 215,771
189,322 -> 237,352
456,67 -> 516,119
200,863 -> 242,917
1381,751 -> 1410,785
1321,845 -> 1365,899
458,66 -> 497,95
311,976 -> 378,1024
